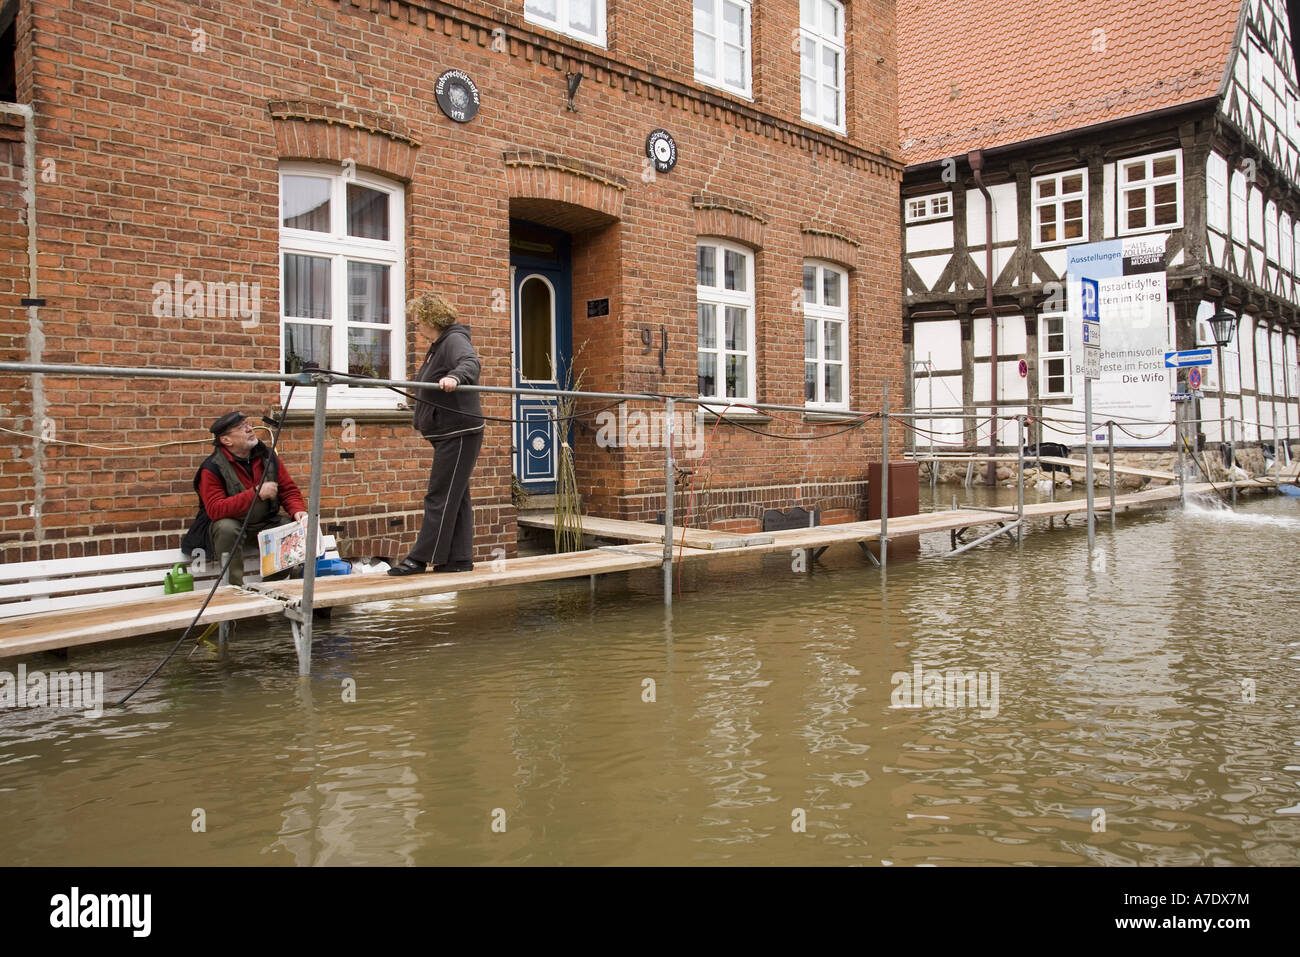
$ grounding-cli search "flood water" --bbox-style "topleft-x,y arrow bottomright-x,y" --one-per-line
3,488 -> 1299,865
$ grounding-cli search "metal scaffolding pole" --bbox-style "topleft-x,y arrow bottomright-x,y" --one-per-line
663,397 -> 675,607
291,375 -> 330,677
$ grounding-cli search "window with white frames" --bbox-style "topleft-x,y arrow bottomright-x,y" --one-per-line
694,0 -> 751,97
697,240 -> 755,402
1206,152 -> 1228,233
1266,201 -> 1279,262
279,165 -> 405,408
905,192 -> 951,223
1231,169 -> 1248,241
1038,314 -> 1071,397
1118,150 -> 1181,234
800,0 -> 846,132
802,261 -> 848,407
1281,212 -> 1292,275
524,0 -> 605,46
1257,324 -> 1271,394
1032,169 -> 1087,247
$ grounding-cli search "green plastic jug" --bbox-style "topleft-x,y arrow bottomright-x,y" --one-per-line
164,562 -> 194,594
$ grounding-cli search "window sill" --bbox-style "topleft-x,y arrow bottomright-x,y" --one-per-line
693,74 -> 753,101
694,404 -> 771,424
802,115 -> 847,138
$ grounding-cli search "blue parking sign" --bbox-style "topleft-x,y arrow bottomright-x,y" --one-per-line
1081,277 -> 1100,323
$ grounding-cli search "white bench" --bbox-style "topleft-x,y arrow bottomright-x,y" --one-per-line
0,537 -> 339,621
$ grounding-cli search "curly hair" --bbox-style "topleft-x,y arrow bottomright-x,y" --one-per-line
408,291 -> 458,330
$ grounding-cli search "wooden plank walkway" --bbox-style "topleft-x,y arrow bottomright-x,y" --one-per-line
0,479 -> 1281,658
517,510 -> 774,549
0,588 -> 284,657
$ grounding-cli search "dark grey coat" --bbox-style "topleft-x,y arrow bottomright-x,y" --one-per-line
412,323 -> 485,440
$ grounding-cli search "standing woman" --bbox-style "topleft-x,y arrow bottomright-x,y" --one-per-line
389,292 -> 485,575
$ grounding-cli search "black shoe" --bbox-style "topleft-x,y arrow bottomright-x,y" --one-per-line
433,560 -> 474,573
387,557 -> 427,577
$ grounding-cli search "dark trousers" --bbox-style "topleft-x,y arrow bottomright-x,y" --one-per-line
409,430 -> 482,565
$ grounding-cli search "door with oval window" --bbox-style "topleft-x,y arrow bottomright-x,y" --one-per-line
510,222 -> 572,493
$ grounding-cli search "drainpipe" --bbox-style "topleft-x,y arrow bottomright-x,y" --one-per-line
968,149 -> 997,485
1,102 -> 41,541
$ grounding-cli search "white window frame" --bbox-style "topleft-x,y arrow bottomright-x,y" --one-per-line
904,192 -> 952,223
1231,168 -> 1248,243
1205,152 -> 1228,233
1266,201 -> 1280,262
799,0 -> 846,134
278,162 -> 405,410
694,0 -> 752,98
1117,149 -> 1182,236
1038,314 -> 1071,398
802,260 -> 849,409
696,239 -> 757,404
523,0 -> 606,47
1031,168 -> 1089,248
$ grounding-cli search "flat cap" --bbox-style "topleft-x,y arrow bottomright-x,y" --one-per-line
209,411 -> 247,437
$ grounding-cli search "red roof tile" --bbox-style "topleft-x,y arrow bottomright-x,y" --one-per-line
898,0 -> 1243,166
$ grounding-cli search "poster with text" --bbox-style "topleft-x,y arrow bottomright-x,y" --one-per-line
1065,236 -> 1172,446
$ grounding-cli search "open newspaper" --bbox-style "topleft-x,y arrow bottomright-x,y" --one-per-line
258,520 -> 326,577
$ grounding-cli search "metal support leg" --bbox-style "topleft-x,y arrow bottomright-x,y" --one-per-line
1016,416 -> 1024,544
1107,421 -> 1116,528
881,389 -> 890,571
218,550 -> 232,649
1176,402 -> 1186,508
295,376 -> 330,677
662,398 -> 675,607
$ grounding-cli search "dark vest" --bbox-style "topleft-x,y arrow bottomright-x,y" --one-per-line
180,444 -> 281,555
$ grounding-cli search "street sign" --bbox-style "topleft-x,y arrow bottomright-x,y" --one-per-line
1164,348 -> 1213,368
1188,367 -> 1202,390
1081,277 -> 1100,323
1018,358 -> 1027,378
1170,392 -> 1196,402
1082,321 -> 1101,347
1083,349 -> 1100,380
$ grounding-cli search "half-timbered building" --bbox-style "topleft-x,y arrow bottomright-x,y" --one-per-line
898,0 -> 1300,459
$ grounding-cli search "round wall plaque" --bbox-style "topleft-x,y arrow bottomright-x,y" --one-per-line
646,129 -> 678,173
436,70 -> 480,123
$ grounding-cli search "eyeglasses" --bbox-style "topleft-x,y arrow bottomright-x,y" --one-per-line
222,420 -> 255,437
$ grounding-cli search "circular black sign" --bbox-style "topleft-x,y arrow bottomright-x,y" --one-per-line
436,69 -> 480,124
646,129 -> 678,173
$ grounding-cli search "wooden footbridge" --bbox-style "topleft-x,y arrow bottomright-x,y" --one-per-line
0,359 -> 1294,678
0,477 -> 1283,666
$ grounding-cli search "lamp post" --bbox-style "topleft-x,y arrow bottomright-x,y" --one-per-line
1208,309 -> 1239,484
1208,308 -> 1238,436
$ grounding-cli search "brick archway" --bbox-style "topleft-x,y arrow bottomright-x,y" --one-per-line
268,100 -> 420,181
503,150 -> 626,230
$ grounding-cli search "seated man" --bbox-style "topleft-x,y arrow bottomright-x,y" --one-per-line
180,411 -> 309,587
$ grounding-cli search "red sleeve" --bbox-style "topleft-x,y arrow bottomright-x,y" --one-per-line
199,467 -> 257,521
274,459 -> 309,517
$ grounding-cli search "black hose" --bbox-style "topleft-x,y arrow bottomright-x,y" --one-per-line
116,383 -> 297,706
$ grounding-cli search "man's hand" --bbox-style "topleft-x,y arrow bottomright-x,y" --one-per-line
258,480 -> 279,501
438,376 -> 458,391
294,511 -> 308,524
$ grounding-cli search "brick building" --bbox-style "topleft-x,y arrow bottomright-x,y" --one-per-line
0,0 -> 901,565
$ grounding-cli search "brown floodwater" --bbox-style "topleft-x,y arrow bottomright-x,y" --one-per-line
2,486 -> 1299,865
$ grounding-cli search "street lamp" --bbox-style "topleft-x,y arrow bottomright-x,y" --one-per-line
1208,308 -> 1239,449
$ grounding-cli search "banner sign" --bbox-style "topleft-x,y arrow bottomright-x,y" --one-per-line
1066,236 -> 1171,445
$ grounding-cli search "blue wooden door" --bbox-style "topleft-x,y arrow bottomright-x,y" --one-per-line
510,222 -> 572,494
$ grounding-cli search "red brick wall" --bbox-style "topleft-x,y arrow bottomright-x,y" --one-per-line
0,0 -> 901,562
